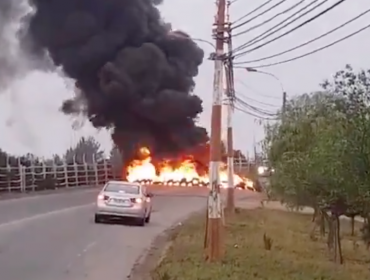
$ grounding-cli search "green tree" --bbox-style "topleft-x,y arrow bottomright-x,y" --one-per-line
264,65 -> 370,264
64,136 -> 104,164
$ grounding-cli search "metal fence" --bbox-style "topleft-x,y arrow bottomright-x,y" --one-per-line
0,153 -> 256,193
234,156 -> 256,176
0,156 -> 121,193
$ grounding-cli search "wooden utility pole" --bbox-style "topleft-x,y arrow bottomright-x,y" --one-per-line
204,0 -> 226,262
224,1 -> 235,214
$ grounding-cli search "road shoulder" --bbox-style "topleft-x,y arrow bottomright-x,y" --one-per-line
126,196 -> 308,280
127,192 -> 259,280
128,210 -> 204,280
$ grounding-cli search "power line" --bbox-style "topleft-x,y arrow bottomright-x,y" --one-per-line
234,104 -> 274,118
237,91 -> 280,108
232,0 -> 305,38
235,95 -> 278,116
231,0 -> 275,25
233,0 -> 347,58
231,0 -> 324,54
234,22 -> 370,69
234,8 -> 370,64
231,0 -> 325,55
235,77 -> 283,100
232,0 -> 288,31
234,105 -> 278,120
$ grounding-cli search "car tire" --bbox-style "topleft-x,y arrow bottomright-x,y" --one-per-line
136,217 -> 146,227
145,213 -> 151,223
94,214 -> 103,224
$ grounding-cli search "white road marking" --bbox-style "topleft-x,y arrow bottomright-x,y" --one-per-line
65,241 -> 97,272
0,203 -> 94,230
79,241 -> 97,256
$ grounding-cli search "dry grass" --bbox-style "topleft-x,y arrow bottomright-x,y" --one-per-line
153,208 -> 370,280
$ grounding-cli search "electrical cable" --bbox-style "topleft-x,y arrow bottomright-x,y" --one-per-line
236,78 -> 282,100
235,95 -> 278,116
232,0 -> 305,38
224,64 -> 279,120
232,0 -> 288,31
231,0 -> 324,54
237,91 -> 280,108
234,8 -> 370,64
234,105 -> 278,120
233,0 -> 347,58
232,0 -> 275,25
234,22 -> 370,69
231,0 -> 325,55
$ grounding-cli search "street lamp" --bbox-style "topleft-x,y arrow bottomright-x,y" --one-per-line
190,38 -> 221,61
244,67 -> 284,93
192,38 -> 216,49
244,67 -> 287,117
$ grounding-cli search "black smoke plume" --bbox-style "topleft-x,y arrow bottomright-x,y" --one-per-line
21,0 -> 208,161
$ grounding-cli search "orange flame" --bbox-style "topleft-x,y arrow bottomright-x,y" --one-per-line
126,147 -> 254,189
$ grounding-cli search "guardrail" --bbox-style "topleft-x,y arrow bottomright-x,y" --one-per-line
0,158 -> 121,193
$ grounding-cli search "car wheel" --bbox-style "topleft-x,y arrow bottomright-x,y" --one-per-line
145,213 -> 151,223
136,217 -> 146,226
94,214 -> 103,224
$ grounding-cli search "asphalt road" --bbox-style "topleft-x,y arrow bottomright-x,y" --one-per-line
0,187 -> 209,280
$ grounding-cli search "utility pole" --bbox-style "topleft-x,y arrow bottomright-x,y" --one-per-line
282,91 -> 287,121
253,135 -> 258,165
224,0 -> 235,214
203,0 -> 226,262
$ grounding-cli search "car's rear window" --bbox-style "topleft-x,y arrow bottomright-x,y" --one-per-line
104,183 -> 140,194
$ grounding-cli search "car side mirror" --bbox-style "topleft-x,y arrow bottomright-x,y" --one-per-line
146,192 -> 153,197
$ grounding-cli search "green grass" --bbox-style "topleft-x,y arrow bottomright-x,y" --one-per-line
153,208 -> 369,280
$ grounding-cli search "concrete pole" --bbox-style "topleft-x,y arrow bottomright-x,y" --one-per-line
203,0 -> 226,262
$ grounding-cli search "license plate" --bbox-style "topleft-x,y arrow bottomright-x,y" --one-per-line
110,198 -> 130,206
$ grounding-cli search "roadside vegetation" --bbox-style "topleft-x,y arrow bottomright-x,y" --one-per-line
264,65 -> 370,263
153,208 -> 368,280
152,65 -> 370,279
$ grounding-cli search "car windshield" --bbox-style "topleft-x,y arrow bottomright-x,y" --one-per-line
104,183 -> 140,194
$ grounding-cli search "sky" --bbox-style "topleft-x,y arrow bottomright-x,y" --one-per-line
0,0 -> 369,158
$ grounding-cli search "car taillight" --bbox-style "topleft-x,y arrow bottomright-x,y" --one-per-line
130,198 -> 143,203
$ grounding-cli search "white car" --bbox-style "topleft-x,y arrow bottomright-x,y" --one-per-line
94,181 -> 153,226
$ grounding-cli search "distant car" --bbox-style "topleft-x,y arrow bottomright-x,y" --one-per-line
94,181 -> 153,226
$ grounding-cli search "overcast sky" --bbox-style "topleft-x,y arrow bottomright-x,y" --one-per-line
0,0 -> 369,158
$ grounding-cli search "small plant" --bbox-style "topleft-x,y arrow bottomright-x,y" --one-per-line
263,233 -> 273,250
154,271 -> 173,280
